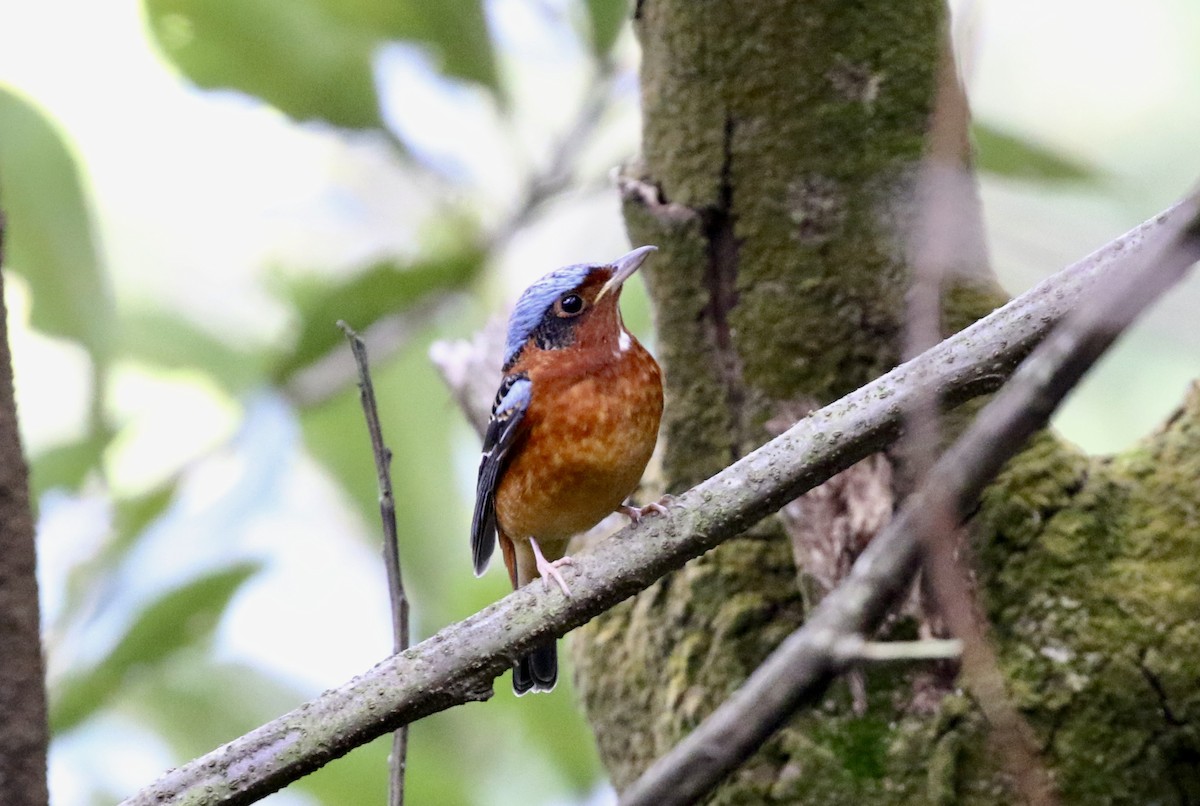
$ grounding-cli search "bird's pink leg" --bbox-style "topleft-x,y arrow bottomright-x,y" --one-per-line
530,537 -> 574,597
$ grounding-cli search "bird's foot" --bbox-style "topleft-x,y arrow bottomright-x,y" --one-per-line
619,494 -> 677,524
530,537 -> 574,597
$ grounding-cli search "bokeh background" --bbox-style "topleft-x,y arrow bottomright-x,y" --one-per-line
1,0 -> 1198,803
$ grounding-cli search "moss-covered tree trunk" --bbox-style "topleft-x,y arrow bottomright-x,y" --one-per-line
570,2 -> 1200,803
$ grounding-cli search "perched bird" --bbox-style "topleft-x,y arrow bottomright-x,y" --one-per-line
471,245 -> 665,695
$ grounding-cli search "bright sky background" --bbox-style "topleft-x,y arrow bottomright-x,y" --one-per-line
2,0 -> 1199,802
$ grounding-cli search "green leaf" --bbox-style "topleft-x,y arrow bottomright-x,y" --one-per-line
316,0 -> 499,91
50,562 -> 260,734
119,309 -> 265,393
405,0 -> 497,91
0,87 -> 113,361
29,430 -> 110,497
973,123 -> 1098,183
112,484 -> 177,545
585,0 -> 630,56
274,248 -> 483,380
142,0 -> 499,130
144,0 -> 383,129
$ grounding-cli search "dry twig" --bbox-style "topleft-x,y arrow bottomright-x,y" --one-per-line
897,38 -> 1058,804
338,322 -> 411,806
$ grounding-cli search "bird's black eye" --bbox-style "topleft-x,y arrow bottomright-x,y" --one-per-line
559,294 -> 585,316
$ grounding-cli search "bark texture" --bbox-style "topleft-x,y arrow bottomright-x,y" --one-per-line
0,239 -> 50,804
570,2 -> 1200,803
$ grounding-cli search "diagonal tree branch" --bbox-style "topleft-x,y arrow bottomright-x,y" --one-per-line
123,199 -> 1192,806
617,190 -> 1200,806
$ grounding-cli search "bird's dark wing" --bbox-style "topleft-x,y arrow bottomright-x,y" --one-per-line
471,374 -> 532,576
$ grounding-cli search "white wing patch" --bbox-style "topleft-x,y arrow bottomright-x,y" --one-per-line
471,375 -> 532,575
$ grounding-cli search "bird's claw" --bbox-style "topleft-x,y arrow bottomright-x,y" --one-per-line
538,557 -> 574,597
530,537 -> 574,597
620,494 -> 677,524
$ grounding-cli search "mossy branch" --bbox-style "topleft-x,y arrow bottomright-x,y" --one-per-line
123,199 -> 1192,806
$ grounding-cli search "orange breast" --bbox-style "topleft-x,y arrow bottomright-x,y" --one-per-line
494,337 -> 663,551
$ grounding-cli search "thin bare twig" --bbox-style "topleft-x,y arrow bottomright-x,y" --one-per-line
122,199 -> 1194,806
616,192 -> 1200,806
833,638 -> 962,664
338,321 -> 410,806
289,301 -> 445,409
901,38 -> 1058,805
428,317 -> 506,438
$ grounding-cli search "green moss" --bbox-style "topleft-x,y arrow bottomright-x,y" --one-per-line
942,280 -> 1008,335
958,386 -> 1200,803
824,715 -> 890,780
925,714 -> 965,805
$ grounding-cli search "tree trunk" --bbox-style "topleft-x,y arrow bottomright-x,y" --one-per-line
0,220 -> 50,805
570,2 -> 1200,803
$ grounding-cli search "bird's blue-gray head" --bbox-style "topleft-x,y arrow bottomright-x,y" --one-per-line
502,246 -> 656,371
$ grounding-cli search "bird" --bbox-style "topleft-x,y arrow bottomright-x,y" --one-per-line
471,245 -> 665,695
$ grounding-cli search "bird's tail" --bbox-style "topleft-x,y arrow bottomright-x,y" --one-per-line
513,641 -> 557,695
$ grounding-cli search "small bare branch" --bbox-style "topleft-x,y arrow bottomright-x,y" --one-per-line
901,37 -> 1058,806
428,318 -> 506,437
338,322 -> 410,806
832,637 -> 962,664
289,306 -> 439,408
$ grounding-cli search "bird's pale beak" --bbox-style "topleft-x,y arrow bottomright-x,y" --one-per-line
596,245 -> 657,303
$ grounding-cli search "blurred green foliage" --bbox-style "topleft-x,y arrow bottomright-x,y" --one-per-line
51,562 -> 261,735
585,0 -> 629,57
145,0 -> 385,129
973,122 -> 1097,183
0,87 -> 113,362
119,310 -> 267,394
275,249 -> 484,381
0,88 -> 115,501
29,430 -> 112,498
143,0 -> 499,130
